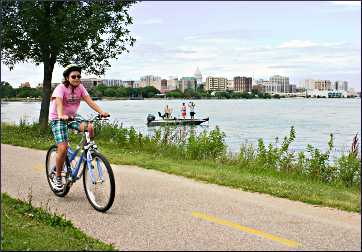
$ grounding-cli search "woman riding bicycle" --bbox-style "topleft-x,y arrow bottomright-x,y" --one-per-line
49,64 -> 109,191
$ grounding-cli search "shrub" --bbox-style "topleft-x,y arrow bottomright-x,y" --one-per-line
336,153 -> 361,187
303,134 -> 336,183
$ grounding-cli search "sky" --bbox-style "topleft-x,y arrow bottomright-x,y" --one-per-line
1,1 -> 361,91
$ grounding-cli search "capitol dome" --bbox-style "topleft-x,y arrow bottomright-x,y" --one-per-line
194,67 -> 202,85
194,67 -> 202,78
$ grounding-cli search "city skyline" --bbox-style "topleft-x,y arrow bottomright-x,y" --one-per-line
1,1 -> 361,91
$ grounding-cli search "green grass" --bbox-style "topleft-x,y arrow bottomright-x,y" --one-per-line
102,146 -> 360,212
1,193 -> 116,251
1,122 -> 360,213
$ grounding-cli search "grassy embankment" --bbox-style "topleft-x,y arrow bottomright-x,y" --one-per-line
1,193 -> 116,251
1,121 -> 360,213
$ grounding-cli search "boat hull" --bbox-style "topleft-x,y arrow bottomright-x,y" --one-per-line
147,118 -> 209,127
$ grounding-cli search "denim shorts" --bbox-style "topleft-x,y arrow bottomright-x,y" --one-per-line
50,119 -> 81,144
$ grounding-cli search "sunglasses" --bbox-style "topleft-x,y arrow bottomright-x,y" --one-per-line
70,75 -> 81,79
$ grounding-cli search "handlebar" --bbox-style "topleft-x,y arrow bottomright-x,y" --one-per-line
61,114 -> 110,123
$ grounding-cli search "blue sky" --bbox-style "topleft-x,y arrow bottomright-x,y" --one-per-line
1,1 -> 361,91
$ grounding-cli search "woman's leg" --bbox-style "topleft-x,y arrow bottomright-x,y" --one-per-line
56,142 -> 68,177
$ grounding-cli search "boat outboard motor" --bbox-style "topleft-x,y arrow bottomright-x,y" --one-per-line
147,114 -> 156,124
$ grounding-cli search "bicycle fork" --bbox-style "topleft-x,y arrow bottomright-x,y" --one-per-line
86,151 -> 105,184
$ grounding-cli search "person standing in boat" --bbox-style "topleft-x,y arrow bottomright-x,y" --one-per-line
164,104 -> 172,119
181,102 -> 187,119
188,101 -> 195,120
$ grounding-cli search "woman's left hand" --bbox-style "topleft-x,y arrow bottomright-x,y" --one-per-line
100,111 -> 110,117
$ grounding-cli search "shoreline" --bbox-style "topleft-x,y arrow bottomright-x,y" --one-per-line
1,96 -> 360,102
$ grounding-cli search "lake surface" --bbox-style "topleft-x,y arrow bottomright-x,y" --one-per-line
1,98 -> 361,154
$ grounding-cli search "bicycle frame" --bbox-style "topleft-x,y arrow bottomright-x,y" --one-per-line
65,122 -> 105,185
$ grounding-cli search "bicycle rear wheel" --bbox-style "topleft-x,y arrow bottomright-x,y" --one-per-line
83,151 -> 115,212
45,145 -> 71,197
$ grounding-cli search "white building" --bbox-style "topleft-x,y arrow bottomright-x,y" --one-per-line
263,81 -> 283,93
307,89 -> 347,98
269,75 -> 289,93
300,79 -> 315,90
167,77 -> 179,91
205,77 -> 228,91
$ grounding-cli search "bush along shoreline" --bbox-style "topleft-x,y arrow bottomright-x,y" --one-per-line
1,120 -> 360,212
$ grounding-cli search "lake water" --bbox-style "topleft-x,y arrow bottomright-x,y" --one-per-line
1,98 -> 361,154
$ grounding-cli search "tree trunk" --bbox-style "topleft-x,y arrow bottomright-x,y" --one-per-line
39,60 -> 55,130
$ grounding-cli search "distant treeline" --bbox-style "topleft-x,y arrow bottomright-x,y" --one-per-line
1,81 -> 279,99
1,82 -> 42,98
90,84 -> 278,99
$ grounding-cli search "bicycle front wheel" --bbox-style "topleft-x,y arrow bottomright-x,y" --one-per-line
83,151 -> 115,212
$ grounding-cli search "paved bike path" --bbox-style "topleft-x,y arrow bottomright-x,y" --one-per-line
1,144 -> 361,250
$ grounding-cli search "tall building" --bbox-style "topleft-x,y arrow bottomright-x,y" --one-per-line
167,77 -> 179,91
140,75 -> 161,87
289,84 -> 297,93
252,84 -> 265,93
227,79 -> 234,91
256,79 -> 282,93
314,80 -> 331,91
300,79 -> 332,91
20,82 -> 31,88
205,77 -> 228,91
102,79 -> 124,87
269,75 -> 289,93
194,67 -> 202,87
300,79 -> 315,90
233,76 -> 252,93
179,77 -> 197,92
160,79 -> 168,93
81,78 -> 102,90
263,81 -> 281,93
334,81 -> 348,91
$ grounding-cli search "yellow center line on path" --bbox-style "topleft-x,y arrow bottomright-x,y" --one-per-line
192,211 -> 302,248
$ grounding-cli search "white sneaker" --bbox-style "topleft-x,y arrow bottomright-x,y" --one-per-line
52,176 -> 63,191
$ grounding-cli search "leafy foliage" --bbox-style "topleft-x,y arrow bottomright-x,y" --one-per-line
0,82 -> 16,98
1,0 -> 137,127
1,1 -> 137,74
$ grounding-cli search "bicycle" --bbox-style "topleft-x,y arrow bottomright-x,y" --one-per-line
45,114 -> 115,212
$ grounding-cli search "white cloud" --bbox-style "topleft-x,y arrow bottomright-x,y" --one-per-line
277,40 -> 346,49
329,1 -> 361,6
278,40 -> 318,49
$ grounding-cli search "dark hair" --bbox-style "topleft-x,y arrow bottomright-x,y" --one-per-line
63,79 -> 71,88
63,68 -> 80,90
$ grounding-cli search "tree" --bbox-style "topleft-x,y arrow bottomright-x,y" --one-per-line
141,86 -> 160,98
184,88 -> 197,98
115,87 -> 128,97
0,82 -> 16,98
166,90 -> 184,98
1,1 -> 137,129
